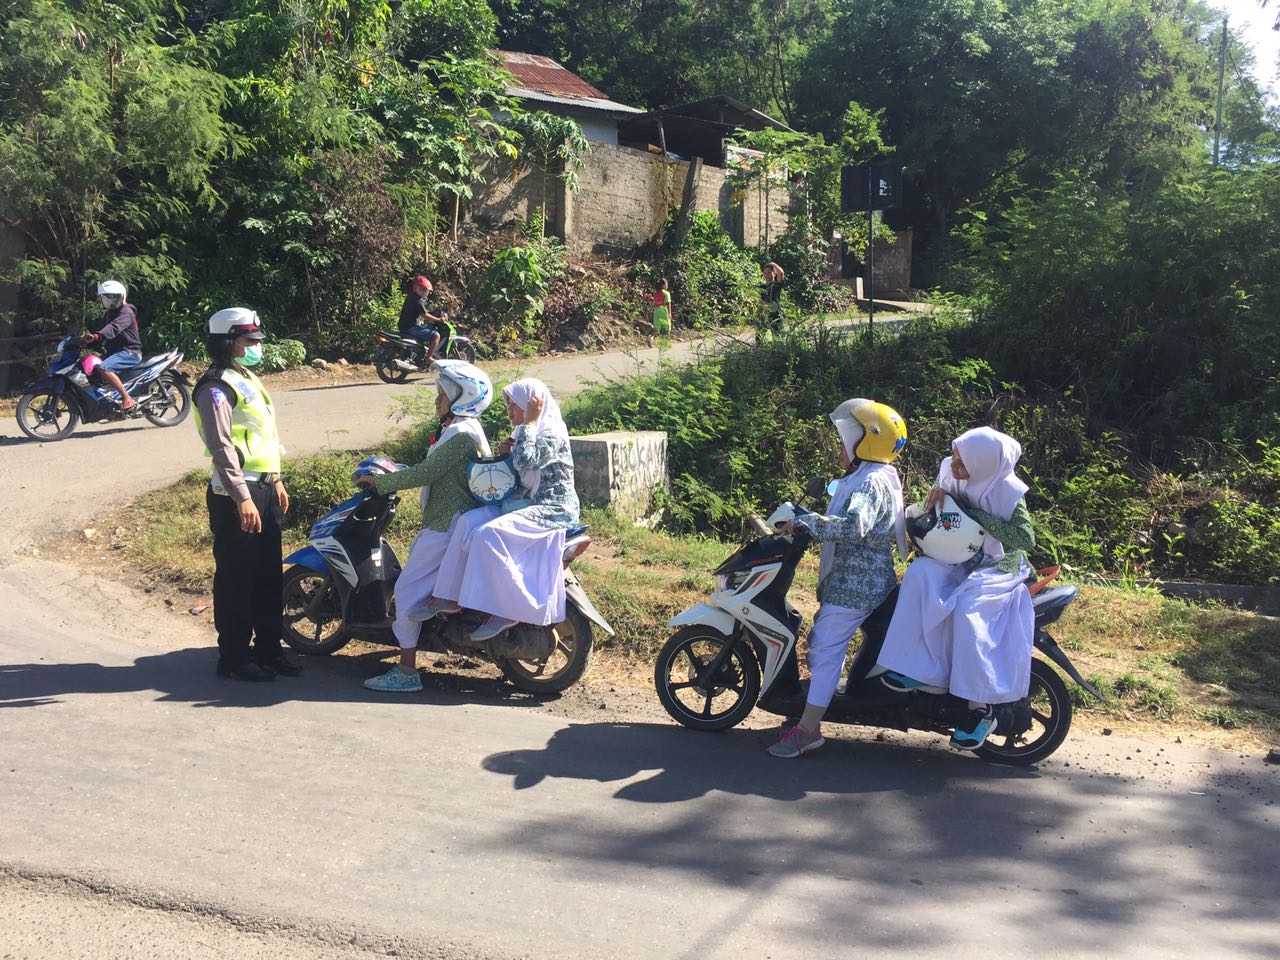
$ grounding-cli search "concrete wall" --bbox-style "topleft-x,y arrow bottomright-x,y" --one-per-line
469,156 -> 567,236
570,430 -> 669,520
470,142 -> 790,256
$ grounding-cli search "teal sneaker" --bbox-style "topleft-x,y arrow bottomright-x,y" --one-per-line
363,666 -> 423,693
951,708 -> 998,750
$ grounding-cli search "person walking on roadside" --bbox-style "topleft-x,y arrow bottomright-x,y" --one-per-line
758,262 -> 785,342
193,307 -> 301,682
650,278 -> 673,339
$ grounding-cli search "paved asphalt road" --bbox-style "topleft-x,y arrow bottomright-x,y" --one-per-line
1,329 -> 1277,958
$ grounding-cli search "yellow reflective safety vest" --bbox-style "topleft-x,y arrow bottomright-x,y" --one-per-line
194,368 -> 282,475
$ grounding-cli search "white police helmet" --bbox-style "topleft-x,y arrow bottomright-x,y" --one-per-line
208,307 -> 265,340
905,494 -> 988,565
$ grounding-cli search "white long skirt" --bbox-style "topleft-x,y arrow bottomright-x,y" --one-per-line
391,528 -> 451,648
434,506 -> 567,625
876,556 -> 1034,704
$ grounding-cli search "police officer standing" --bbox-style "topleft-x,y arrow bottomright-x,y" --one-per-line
193,308 -> 302,682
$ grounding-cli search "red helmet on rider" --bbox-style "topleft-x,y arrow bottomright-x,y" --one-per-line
411,275 -> 433,294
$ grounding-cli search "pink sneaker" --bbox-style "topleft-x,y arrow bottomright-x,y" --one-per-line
767,724 -> 825,759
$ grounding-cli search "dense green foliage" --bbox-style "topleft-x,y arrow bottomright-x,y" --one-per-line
0,0 -> 581,358
563,315 -> 1280,586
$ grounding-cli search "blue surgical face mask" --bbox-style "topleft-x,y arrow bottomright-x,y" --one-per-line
241,343 -> 263,367
827,478 -> 841,498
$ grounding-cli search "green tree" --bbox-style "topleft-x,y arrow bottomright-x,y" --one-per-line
0,0 -> 235,331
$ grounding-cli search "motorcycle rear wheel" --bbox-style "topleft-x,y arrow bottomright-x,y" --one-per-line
16,389 -> 79,441
142,373 -> 191,427
374,347 -> 411,384
654,627 -> 760,731
282,566 -> 350,655
974,659 -> 1073,766
499,606 -> 593,694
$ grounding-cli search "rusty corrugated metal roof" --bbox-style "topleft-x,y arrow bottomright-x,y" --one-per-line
496,50 -> 611,102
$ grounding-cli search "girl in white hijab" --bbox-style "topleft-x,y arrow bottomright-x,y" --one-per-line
768,399 -> 909,759
429,378 -> 580,640
874,426 -> 1036,750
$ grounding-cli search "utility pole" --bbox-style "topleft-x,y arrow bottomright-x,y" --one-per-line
1213,15 -> 1228,168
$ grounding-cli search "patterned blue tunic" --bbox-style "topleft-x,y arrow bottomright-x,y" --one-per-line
509,423 -> 580,530
794,470 -> 899,611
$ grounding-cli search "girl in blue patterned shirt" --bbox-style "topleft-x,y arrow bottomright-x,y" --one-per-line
769,398 -> 908,759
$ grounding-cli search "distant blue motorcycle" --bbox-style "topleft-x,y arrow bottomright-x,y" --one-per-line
15,335 -> 191,441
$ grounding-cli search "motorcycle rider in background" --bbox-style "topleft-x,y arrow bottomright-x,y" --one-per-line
399,275 -> 449,367
82,279 -> 140,411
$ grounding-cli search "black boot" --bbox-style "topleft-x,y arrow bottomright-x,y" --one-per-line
216,661 -> 276,682
259,653 -> 303,677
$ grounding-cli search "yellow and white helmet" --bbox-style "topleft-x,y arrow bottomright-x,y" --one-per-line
829,398 -> 907,464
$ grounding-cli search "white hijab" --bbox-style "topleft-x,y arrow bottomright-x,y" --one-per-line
938,426 -> 1028,562
419,411 -> 492,515
502,378 -> 569,498
817,450 -> 908,591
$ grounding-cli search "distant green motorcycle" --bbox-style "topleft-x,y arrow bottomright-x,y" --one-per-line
373,317 -> 478,383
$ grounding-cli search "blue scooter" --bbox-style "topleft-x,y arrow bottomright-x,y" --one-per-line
15,335 -> 190,441
280,462 -> 612,694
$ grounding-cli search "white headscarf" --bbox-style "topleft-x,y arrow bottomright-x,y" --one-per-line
502,378 -> 569,498
938,426 -> 1028,562
419,400 -> 492,515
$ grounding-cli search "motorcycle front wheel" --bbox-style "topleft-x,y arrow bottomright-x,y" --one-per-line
974,659 -> 1073,766
282,566 -> 350,655
500,606 -> 594,694
446,338 -> 477,363
142,373 -> 191,427
16,389 -> 80,441
374,346 -> 410,384
654,627 -> 760,731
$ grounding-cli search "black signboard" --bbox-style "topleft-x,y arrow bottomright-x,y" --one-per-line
840,162 -> 903,213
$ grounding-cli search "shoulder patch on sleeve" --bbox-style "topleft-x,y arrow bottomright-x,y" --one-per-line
209,387 -> 228,408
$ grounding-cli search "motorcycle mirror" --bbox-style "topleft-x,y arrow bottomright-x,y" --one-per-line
804,476 -> 828,501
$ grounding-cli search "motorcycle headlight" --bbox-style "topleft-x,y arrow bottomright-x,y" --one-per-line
718,570 -> 752,592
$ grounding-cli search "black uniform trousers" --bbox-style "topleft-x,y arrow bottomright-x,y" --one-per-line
207,482 -> 284,668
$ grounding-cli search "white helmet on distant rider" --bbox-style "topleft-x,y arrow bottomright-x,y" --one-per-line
97,279 -> 126,310
432,359 -> 492,418
905,494 -> 988,565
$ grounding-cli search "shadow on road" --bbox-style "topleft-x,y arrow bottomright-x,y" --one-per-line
0,424 -> 145,445
0,644 -> 552,711
480,721 -> 1280,958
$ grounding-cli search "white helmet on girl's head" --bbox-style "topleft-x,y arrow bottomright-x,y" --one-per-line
97,279 -> 126,309
906,494 -> 987,565
432,360 -> 492,418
